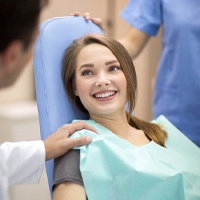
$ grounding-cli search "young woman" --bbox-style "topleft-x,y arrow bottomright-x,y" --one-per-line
53,34 -> 200,200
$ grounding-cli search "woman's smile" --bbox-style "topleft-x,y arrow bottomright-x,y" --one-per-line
92,90 -> 117,101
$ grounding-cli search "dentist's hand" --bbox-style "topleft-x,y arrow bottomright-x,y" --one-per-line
43,121 -> 97,160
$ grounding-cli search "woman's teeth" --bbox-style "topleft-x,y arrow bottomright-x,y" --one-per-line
95,91 -> 115,98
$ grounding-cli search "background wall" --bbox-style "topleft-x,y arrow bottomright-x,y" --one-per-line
0,0 -> 162,121
0,0 -> 162,199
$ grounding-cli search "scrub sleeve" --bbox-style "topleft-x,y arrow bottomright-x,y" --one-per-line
0,140 -> 45,200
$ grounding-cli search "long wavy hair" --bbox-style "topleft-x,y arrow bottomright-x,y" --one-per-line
62,34 -> 167,147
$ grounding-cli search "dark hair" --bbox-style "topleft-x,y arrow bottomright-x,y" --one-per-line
62,34 -> 167,147
0,0 -> 48,52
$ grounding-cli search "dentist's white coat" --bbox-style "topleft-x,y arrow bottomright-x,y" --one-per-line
0,141 -> 45,200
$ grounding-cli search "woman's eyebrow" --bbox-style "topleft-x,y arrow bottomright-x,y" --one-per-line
105,60 -> 119,65
79,63 -> 94,70
79,60 -> 119,70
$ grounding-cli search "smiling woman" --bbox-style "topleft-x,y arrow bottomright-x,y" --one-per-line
75,43 -> 127,119
52,34 -> 200,200
62,34 -> 166,146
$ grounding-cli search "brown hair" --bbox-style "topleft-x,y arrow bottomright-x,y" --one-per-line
62,34 -> 167,147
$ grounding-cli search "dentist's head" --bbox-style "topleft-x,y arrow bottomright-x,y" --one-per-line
0,0 -> 48,88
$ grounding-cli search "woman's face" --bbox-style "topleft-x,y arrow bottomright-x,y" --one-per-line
75,43 -> 127,119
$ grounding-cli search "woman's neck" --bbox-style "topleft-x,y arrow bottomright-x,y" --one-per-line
90,113 -> 150,147
90,113 -> 131,136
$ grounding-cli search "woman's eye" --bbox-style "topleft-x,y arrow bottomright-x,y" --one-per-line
109,65 -> 121,72
81,70 -> 92,76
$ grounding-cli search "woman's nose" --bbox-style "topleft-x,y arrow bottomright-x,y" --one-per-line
95,75 -> 111,87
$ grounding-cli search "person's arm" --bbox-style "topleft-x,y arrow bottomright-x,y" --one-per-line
53,182 -> 86,200
76,13 -> 150,60
1,121 -> 97,186
1,140 -> 45,185
119,26 -> 150,59
90,16 -> 150,59
53,149 -> 86,200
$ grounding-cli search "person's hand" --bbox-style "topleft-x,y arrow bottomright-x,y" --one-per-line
72,12 -> 105,32
43,121 -> 97,160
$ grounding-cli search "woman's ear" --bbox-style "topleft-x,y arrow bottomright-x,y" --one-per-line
75,88 -> 79,96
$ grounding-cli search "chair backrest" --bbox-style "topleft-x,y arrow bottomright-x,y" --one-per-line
33,16 -> 103,194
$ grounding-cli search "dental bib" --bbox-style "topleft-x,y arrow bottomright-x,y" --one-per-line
71,116 -> 200,200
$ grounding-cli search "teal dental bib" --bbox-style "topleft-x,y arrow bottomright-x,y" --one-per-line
71,115 -> 200,200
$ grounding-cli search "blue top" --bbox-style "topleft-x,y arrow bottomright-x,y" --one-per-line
121,0 -> 200,147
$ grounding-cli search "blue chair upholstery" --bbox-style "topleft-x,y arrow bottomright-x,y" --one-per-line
33,16 -> 103,194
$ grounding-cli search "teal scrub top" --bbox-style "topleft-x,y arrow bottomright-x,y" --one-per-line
71,116 -> 200,200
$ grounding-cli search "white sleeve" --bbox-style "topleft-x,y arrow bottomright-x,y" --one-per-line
0,140 -> 45,186
0,149 -> 9,200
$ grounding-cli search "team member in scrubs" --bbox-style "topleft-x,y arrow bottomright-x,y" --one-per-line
82,0 -> 200,147
0,1 -> 96,200
120,0 -> 200,147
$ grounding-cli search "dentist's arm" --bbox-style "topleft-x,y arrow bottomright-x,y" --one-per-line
1,121 -> 96,186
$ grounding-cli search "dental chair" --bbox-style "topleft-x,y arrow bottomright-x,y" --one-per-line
33,16 -> 103,195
